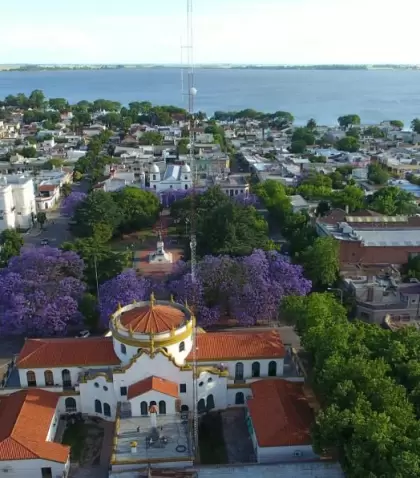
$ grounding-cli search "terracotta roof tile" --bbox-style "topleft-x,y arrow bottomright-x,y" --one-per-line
0,389 -> 69,462
120,305 -> 186,334
128,376 -> 179,400
247,380 -> 314,447
16,337 -> 120,369
187,330 -> 286,362
38,184 -> 57,192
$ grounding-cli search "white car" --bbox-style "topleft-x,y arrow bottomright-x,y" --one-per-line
76,330 -> 90,338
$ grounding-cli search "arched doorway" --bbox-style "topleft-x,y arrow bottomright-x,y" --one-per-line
62,369 -> 71,388
94,399 -> 102,414
206,394 -> 215,410
65,397 -> 77,413
141,401 -> 148,416
159,401 -> 166,414
44,370 -> 54,386
268,361 -> 277,377
235,392 -> 244,405
104,403 -> 111,417
197,399 -> 206,413
181,405 -> 189,412
252,362 -> 260,377
235,362 -> 244,381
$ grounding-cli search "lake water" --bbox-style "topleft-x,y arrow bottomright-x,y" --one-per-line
0,68 -> 420,126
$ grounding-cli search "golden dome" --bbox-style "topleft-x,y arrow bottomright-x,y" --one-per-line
120,304 -> 186,334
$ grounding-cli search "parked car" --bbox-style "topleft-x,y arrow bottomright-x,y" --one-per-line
76,330 -> 90,338
40,239 -> 49,246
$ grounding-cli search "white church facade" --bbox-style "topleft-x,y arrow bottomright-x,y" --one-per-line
148,163 -> 192,192
0,296 -> 320,476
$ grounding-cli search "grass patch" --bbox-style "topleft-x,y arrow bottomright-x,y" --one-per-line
198,411 -> 228,464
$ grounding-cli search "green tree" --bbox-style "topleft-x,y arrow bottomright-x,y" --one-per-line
36,211 -> 47,229
336,136 -> 360,152
0,229 -> 23,266
368,163 -> 389,185
390,120 -> 404,129
60,182 -> 72,198
331,185 -> 365,212
112,187 -> 160,234
28,89 -> 46,109
411,118 -> 420,134
19,146 -> 37,158
177,138 -> 189,155
337,114 -> 361,129
345,127 -> 360,139
71,190 -> 121,238
78,293 -> 100,329
364,126 -> 385,138
48,98 -> 69,112
290,140 -> 306,154
138,131 -> 164,145
45,158 -> 64,169
291,127 -> 315,146
301,236 -> 339,287
306,118 -> 317,130
369,186 -> 417,215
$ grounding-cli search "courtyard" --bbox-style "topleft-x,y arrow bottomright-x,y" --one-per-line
62,418 -> 105,465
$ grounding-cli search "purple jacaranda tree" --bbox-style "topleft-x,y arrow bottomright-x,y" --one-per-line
61,191 -> 87,217
167,249 -> 311,326
0,247 -> 86,336
98,269 -> 151,326
233,193 -> 259,207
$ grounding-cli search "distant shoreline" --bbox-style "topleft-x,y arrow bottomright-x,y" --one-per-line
1,64 -> 420,72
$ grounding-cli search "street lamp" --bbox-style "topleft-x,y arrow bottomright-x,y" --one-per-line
327,287 -> 343,305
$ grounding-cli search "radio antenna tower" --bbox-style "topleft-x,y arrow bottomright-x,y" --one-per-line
183,0 -> 199,462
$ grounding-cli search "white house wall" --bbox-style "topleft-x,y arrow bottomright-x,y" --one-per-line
257,445 -> 318,463
226,388 -> 252,407
57,395 -> 82,414
196,358 -> 284,381
129,390 -> 176,416
79,374 -> 116,420
0,457 -> 69,478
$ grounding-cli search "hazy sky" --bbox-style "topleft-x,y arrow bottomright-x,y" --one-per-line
1,0 -> 419,65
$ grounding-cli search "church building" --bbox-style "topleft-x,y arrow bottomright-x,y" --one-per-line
0,296 -> 318,476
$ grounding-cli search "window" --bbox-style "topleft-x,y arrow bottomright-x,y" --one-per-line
141,401 -> 148,415
120,386 -> 127,396
152,174 -> 156,181
65,397 -> 77,413
104,403 -> 111,417
121,344 -> 126,354
103,386 -> 108,391
179,341 -> 185,352
44,370 -> 54,386
26,370 -> 36,387
268,361 -> 277,377
62,369 -> 72,388
181,404 -> 189,412
159,400 -> 166,414
184,176 -> 188,180
180,383 -> 187,393
150,400 -> 157,407
94,382 -> 99,388
208,377 -> 213,383
94,399 -> 102,414
41,467 -> 52,478
252,362 -> 260,378
235,392 -> 245,405
235,362 -> 244,381
199,381 -> 204,387
197,399 -> 206,413
293,450 -> 303,457
206,394 -> 215,410
185,184 -> 188,189
153,185 -> 156,189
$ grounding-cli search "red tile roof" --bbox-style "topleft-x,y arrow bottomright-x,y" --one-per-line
187,330 -> 286,362
16,337 -> 120,369
0,389 -> 69,462
120,305 -> 186,334
128,376 -> 179,400
247,380 -> 314,448
38,184 -> 57,192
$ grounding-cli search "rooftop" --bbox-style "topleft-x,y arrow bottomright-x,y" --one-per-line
16,337 -> 120,369
120,304 -> 187,334
187,330 -> 286,362
0,389 -> 69,463
248,380 -> 314,448
113,414 -> 192,465
128,377 -> 179,400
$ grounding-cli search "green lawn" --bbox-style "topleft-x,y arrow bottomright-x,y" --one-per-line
198,411 -> 228,464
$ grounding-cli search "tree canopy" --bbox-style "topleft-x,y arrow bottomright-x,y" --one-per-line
337,114 -> 361,129
0,229 -> 23,267
368,186 -> 418,215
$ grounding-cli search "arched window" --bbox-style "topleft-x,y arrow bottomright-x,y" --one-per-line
141,401 -> 148,416
103,403 -> 111,417
150,400 -> 157,407
206,394 -> 215,410
179,341 -> 185,352
235,392 -> 244,405
121,344 -> 126,354
184,176 -> 188,180
252,361 -> 260,378
159,400 -> 166,414
65,397 -> 77,413
181,405 -> 189,412
197,399 -> 206,413
44,370 -> 54,386
235,362 -> 244,381
184,184 -> 188,190
268,361 -> 277,377
26,371 -> 36,387
152,174 -> 156,181
62,369 -> 71,388
94,399 -> 102,414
